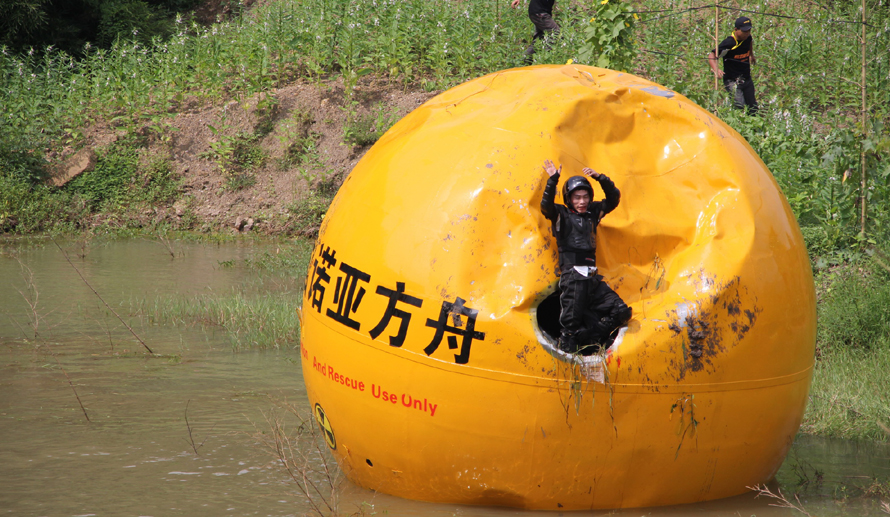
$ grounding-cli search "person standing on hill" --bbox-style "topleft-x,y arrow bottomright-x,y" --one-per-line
511,0 -> 559,65
707,16 -> 759,115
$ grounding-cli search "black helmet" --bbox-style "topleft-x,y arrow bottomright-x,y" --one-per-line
563,175 -> 593,204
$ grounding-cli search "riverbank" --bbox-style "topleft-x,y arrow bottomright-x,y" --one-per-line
3,0 -> 888,248
1,75 -> 437,236
801,259 -> 890,443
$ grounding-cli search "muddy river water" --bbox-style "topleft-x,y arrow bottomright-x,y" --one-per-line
1,238 -> 888,516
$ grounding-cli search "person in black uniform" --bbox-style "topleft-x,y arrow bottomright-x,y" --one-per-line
708,16 -> 759,115
539,159 -> 632,355
510,0 -> 559,64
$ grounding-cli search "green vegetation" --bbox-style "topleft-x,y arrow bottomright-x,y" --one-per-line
201,129 -> 265,190
137,290 -> 299,348
1,134 -> 180,233
2,0 -> 888,246
133,240 -> 312,349
275,108 -> 319,170
343,102 -> 401,148
285,174 -> 339,237
0,0 -> 202,56
253,92 -> 280,137
69,139 -> 180,209
802,255 -> 890,442
805,346 -> 890,441
578,0 -> 637,70
631,2 -> 890,259
1,0 -> 889,442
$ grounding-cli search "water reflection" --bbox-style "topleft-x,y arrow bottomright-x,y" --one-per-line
0,238 -> 887,516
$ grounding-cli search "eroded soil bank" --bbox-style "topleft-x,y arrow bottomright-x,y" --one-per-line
47,75 -> 438,236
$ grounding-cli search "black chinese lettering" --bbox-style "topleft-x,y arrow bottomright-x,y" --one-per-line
369,282 -> 423,347
424,297 -> 485,365
326,262 -> 371,330
307,245 -> 337,312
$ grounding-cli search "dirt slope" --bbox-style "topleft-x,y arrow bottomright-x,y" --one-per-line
67,76 -> 438,235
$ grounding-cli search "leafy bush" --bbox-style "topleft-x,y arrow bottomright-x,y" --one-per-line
817,259 -> 890,353
202,130 -> 265,176
800,226 -> 859,260
577,0 -> 637,71
0,126 -> 83,232
231,134 -> 265,171
214,132 -> 265,192
0,173 -> 89,233
138,153 -> 180,204
66,142 -> 140,210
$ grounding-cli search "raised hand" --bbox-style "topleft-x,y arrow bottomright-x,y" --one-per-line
582,167 -> 601,179
543,159 -> 561,177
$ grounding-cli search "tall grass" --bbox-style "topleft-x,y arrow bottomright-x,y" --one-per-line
136,291 -> 301,349
131,241 -> 311,350
803,346 -> 890,442
817,264 -> 890,352
803,257 -> 890,442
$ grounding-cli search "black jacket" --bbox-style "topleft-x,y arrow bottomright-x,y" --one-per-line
540,173 -> 620,269
715,34 -> 754,81
529,0 -> 555,15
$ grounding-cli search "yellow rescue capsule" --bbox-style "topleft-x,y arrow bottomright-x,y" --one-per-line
298,65 -> 815,510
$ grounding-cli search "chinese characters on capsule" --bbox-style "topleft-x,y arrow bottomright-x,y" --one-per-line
305,242 -> 486,365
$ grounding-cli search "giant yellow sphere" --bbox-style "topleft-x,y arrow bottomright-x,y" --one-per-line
298,65 -> 815,510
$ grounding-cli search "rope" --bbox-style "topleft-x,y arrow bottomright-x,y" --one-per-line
627,3 -> 877,28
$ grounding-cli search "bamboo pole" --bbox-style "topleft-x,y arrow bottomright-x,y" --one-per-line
714,4 -> 719,91
860,0 -> 867,236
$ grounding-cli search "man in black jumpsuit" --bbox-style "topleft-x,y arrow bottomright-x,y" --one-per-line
510,0 -> 559,64
539,159 -> 632,354
708,16 -> 758,115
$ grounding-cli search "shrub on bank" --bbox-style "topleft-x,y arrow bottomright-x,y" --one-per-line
0,134 -> 182,233
817,259 -> 890,353
804,257 -> 890,442
0,175 -> 80,233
